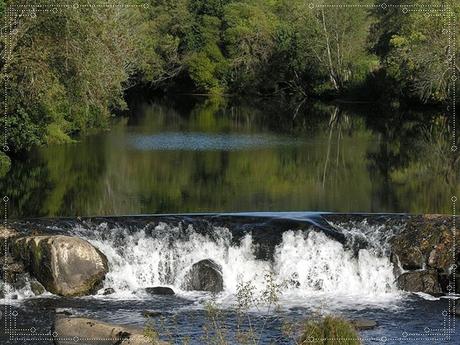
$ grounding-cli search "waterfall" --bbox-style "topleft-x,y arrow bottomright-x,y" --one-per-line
69,219 -> 401,307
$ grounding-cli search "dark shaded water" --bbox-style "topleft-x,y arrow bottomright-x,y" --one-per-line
1,96 -> 458,218
1,294 -> 458,344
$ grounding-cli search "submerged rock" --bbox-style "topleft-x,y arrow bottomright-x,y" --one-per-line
143,310 -> 162,318
351,319 -> 377,330
182,259 -> 223,293
397,270 -> 442,295
12,235 -> 108,297
53,316 -> 167,345
145,286 -> 175,295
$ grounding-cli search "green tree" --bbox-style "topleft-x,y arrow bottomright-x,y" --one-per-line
370,0 -> 460,102
222,0 -> 278,92
2,1 -> 146,150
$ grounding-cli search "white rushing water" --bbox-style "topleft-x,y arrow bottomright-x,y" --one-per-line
72,220 -> 401,308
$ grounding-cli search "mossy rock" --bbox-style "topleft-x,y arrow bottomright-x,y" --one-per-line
390,215 -> 459,272
12,235 -> 108,297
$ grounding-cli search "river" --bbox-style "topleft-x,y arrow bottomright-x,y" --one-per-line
0,96 -> 457,217
0,96 -> 458,344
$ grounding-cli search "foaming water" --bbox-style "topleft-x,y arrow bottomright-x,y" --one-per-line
273,231 -> 397,295
69,219 -> 402,309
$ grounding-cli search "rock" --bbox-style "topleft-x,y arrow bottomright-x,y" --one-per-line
56,309 -> 73,316
30,279 -> 46,296
12,235 -> 108,297
11,273 -> 28,290
1,260 -> 25,284
145,286 -> 175,295
390,215 -> 459,272
143,310 -> 162,318
0,226 -> 20,238
182,259 -> 223,293
0,226 -> 20,254
397,270 -> 442,295
351,319 -> 378,330
53,317 -> 167,345
390,215 -> 460,294
390,248 -> 424,270
102,287 -> 115,295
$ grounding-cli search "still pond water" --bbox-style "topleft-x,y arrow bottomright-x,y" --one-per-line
1,96 -> 457,218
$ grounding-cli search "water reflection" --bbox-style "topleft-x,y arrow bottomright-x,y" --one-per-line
1,96 -> 458,218
128,132 -> 302,151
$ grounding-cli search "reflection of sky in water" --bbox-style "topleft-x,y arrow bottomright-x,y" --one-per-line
128,132 -> 302,151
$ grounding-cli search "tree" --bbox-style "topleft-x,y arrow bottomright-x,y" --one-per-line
1,0 -> 172,151
271,0 -> 377,96
370,0 -> 460,102
222,0 -> 278,92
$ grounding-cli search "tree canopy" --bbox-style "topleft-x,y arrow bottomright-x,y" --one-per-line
0,0 -> 459,158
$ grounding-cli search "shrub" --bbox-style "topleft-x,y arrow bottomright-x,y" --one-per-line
298,316 -> 361,345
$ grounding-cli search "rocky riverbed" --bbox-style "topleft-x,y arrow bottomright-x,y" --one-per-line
0,213 -> 459,344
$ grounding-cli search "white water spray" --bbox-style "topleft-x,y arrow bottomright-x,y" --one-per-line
75,220 -> 400,306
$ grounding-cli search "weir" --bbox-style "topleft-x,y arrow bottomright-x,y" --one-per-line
6,213 -> 407,306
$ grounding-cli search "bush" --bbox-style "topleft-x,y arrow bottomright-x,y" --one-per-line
298,316 -> 361,345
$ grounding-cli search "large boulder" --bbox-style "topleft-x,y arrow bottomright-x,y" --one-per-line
12,235 -> 108,297
53,316 -> 167,345
397,270 -> 442,295
182,259 -> 223,293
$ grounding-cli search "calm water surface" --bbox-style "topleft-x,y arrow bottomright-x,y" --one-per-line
1,96 -> 457,217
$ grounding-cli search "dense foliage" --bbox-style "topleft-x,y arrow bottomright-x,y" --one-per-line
1,0 -> 459,157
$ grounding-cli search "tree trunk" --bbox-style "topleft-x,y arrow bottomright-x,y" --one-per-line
321,9 -> 339,91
